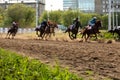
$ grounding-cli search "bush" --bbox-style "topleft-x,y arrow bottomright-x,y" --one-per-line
0,48 -> 83,80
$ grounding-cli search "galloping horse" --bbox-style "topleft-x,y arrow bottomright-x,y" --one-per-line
35,21 -> 58,39
6,23 -> 18,39
108,28 -> 120,39
35,26 -> 41,38
35,21 -> 47,39
42,21 -> 58,39
81,20 -> 102,41
65,20 -> 82,40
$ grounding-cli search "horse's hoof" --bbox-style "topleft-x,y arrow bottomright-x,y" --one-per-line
79,40 -> 83,42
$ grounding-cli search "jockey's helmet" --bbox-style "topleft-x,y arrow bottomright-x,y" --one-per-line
76,17 -> 78,20
93,17 -> 97,19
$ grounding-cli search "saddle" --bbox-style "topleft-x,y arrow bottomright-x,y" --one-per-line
70,24 -> 75,30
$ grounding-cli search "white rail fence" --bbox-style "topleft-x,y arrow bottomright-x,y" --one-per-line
0,28 -> 35,33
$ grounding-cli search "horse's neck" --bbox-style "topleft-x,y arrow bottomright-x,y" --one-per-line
75,21 -> 80,28
94,23 -> 99,28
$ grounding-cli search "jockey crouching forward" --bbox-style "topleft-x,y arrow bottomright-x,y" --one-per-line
45,21 -> 51,32
87,17 -> 97,30
12,21 -> 18,30
40,19 -> 48,30
70,17 -> 79,30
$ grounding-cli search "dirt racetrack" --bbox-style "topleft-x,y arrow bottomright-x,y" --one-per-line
0,34 -> 120,80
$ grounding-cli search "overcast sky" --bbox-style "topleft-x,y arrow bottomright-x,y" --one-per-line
45,0 -> 63,11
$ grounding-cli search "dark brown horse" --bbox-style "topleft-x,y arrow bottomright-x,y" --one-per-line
42,21 -> 58,39
65,20 -> 82,40
6,23 -> 18,39
81,20 -> 102,41
35,21 -> 58,39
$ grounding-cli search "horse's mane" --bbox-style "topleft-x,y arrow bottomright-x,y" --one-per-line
94,20 -> 101,28
48,20 -> 58,28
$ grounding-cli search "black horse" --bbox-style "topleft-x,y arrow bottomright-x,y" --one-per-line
6,23 -> 18,39
65,20 -> 82,40
35,26 -> 45,39
35,21 -> 48,39
81,20 -> 102,41
108,28 -> 120,39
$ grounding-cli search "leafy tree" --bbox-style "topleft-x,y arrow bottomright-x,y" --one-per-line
39,10 -> 62,24
39,10 -> 115,30
62,10 -> 79,27
0,7 -> 5,27
49,10 -> 62,24
39,11 -> 48,24
5,4 -> 35,27
101,14 -> 108,30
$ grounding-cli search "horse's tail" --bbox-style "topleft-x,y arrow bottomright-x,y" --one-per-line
64,27 -> 70,33
81,27 -> 87,34
8,28 -> 12,33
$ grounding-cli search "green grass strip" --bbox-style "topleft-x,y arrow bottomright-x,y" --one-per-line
0,48 -> 83,80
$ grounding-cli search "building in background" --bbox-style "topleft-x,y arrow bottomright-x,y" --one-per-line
95,0 -> 102,14
63,0 -> 120,14
0,0 -> 45,16
63,0 -> 77,10
101,0 -> 120,13
63,0 -> 95,13
78,0 -> 95,13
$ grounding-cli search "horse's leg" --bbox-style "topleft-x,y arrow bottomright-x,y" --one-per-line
44,33 -> 47,40
36,31 -> 39,37
42,32 -> 45,39
95,33 -> 98,40
85,34 -> 90,42
64,28 -> 70,33
52,28 -> 55,36
81,33 -> 84,38
74,33 -> 77,39
68,32 -> 71,39
53,32 -> 55,36
12,31 -> 17,39
49,33 -> 51,38
40,30 -> 44,39
8,32 -> 12,39
68,31 -> 74,40
12,33 -> 15,39
64,29 -> 68,33
5,32 -> 9,38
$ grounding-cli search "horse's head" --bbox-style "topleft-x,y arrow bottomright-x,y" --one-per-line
95,20 -> 102,28
54,23 -> 58,28
35,27 -> 40,31
51,22 -> 58,28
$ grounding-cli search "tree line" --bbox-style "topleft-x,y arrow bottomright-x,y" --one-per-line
0,4 -> 120,30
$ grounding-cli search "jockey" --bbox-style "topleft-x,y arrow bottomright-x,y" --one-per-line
45,20 -> 51,31
47,21 -> 51,26
72,17 -> 79,29
87,17 -> 97,29
40,19 -> 48,32
12,21 -> 16,27
41,19 -> 47,27
12,21 -> 18,29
